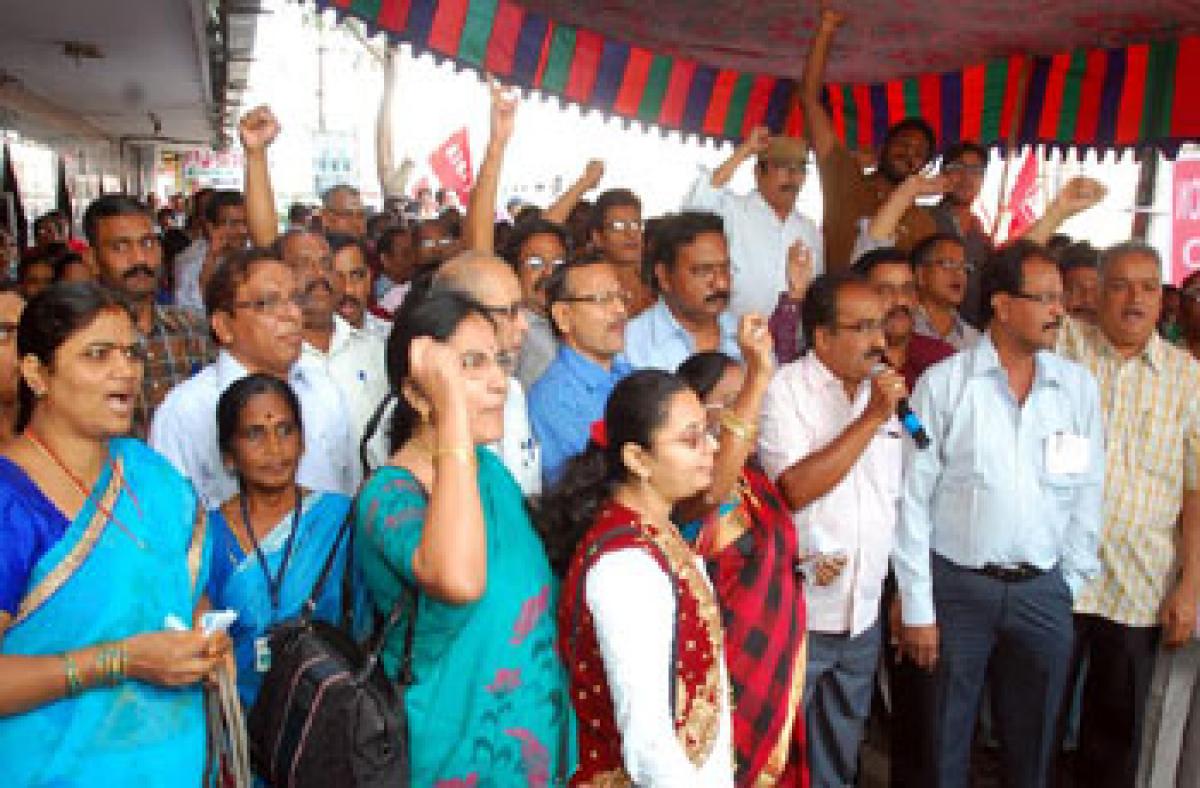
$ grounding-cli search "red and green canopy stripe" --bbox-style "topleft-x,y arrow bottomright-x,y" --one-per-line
320,0 -> 1200,155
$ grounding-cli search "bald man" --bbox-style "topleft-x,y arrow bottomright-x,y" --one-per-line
433,251 -> 541,495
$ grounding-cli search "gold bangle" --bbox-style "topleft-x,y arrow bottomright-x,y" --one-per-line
63,652 -> 82,697
433,446 -> 475,465
720,411 -> 758,442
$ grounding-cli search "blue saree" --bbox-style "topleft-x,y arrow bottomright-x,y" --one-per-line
0,438 -> 211,787
205,490 -> 352,709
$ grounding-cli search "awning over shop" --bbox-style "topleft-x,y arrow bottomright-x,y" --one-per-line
318,0 -> 1200,155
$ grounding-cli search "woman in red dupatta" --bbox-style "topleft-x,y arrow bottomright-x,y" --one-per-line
676,316 -> 809,788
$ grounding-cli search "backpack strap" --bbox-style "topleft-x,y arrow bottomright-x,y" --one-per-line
300,509 -> 354,623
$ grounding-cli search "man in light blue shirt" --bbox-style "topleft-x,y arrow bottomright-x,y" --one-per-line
893,240 -> 1104,787
529,259 -> 633,484
623,211 -> 742,371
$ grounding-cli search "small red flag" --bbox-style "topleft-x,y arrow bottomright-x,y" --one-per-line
427,128 -> 474,207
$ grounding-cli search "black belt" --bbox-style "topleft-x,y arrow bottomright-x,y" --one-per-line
972,562 -> 1047,583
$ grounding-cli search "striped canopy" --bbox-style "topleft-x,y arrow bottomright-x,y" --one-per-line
320,0 -> 1200,155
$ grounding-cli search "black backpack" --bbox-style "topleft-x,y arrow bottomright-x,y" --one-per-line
247,517 -> 418,787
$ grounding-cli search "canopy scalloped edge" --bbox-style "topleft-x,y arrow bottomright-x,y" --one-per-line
315,0 -> 1200,158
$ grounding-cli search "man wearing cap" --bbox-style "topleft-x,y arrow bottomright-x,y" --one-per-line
684,126 -> 824,319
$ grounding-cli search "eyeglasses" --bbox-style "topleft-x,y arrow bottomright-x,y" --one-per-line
237,421 -> 300,445
833,319 -> 885,334
943,163 -> 987,175
232,292 -> 306,315
102,235 -> 160,255
929,259 -> 975,274
523,255 -> 566,272
80,341 -> 147,363
479,301 -> 523,321
688,262 -> 732,280
419,237 -> 457,250
1010,291 -> 1064,306
558,290 -> 632,308
664,423 -> 720,451
604,220 -> 643,234
461,349 -> 517,376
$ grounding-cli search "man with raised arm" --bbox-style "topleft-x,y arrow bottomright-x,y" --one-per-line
238,105 -> 388,463
801,3 -> 937,271
684,125 -> 823,319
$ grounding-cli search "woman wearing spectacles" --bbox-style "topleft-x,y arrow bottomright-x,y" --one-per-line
0,283 -> 228,784
356,288 -> 573,783
538,369 -> 734,785
676,316 -> 809,786
204,373 -> 353,710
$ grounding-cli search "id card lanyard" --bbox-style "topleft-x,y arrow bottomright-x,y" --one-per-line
242,487 -> 302,672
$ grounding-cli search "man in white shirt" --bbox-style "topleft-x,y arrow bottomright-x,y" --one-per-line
150,248 -> 359,508
684,127 -> 824,318
278,229 -> 389,466
434,251 -> 542,496
758,271 -> 906,788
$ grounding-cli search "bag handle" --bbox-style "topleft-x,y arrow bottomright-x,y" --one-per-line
300,508 -> 353,623
356,578 -> 417,685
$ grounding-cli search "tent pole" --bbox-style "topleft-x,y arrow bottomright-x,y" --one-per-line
991,56 -> 1030,243
1131,150 -> 1159,243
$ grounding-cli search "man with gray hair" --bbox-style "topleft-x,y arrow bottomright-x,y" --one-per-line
1057,241 -> 1200,787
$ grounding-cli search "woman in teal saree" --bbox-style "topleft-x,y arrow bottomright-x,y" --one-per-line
357,289 -> 574,785
205,373 -> 352,709
0,283 -> 228,786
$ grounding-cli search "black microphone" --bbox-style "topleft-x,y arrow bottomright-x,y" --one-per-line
871,363 -> 930,450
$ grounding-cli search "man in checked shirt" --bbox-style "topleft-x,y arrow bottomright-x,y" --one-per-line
83,195 -> 214,439
1057,241 -> 1200,788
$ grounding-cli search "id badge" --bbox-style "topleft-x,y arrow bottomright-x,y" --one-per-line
1046,431 -> 1089,475
254,636 -> 272,673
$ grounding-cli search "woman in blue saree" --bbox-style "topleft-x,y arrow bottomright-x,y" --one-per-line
357,289 -> 574,785
205,372 -> 351,709
0,283 -> 228,786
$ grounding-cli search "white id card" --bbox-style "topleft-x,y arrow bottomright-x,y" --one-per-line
1046,432 -> 1090,475
254,636 -> 271,673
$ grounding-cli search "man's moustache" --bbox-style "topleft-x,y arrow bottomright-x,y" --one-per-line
705,291 -> 730,304
122,264 -> 156,281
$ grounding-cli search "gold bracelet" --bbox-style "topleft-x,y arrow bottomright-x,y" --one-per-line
720,411 -> 758,442
432,445 -> 475,465
63,652 -> 82,697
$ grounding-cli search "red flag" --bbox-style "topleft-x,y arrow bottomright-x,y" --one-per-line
1005,150 -> 1039,241
427,128 -> 473,207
